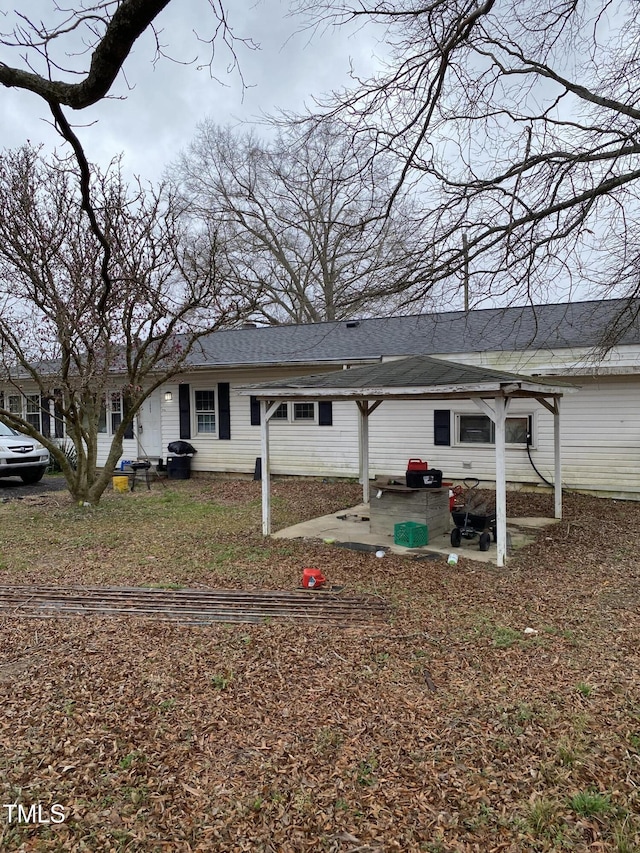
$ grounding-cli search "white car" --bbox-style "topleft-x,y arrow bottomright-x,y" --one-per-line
0,421 -> 50,484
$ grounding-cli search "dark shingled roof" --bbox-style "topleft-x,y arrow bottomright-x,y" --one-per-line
186,299 -> 640,368
242,355 -> 571,396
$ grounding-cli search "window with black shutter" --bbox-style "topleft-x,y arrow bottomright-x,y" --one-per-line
218,382 -> 231,439
250,395 -> 260,426
434,410 -> 451,446
179,384 -> 191,439
318,401 -> 333,426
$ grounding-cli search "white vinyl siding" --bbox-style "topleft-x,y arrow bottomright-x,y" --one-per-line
0,385 -> 138,467
160,367 -> 357,478
152,349 -> 640,498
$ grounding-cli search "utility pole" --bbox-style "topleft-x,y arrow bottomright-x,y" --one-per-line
462,232 -> 470,312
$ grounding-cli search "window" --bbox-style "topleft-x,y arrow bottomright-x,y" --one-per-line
53,390 -> 65,439
110,392 -> 122,434
195,390 -> 216,434
293,402 -> 315,422
271,403 -> 288,420
25,395 -> 42,431
459,414 -> 492,444
4,394 -> 43,430
93,396 -> 105,433
457,414 -> 531,445
505,417 -> 530,444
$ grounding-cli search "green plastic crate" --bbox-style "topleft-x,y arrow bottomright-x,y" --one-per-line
394,521 -> 429,548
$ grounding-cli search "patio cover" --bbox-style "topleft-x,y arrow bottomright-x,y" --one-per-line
239,355 -> 576,566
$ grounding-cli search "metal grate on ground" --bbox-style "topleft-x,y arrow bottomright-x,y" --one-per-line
0,585 -> 389,626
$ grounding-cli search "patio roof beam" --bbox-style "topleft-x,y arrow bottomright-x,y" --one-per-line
240,381 -> 572,401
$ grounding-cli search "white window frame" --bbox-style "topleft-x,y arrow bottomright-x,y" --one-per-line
455,412 -> 533,447
292,402 -> 316,423
194,388 -> 217,436
3,393 -> 43,432
95,392 -> 129,437
7,394 -> 22,417
271,402 -> 289,420
268,401 -> 318,424
25,394 -> 42,432
110,392 -> 123,434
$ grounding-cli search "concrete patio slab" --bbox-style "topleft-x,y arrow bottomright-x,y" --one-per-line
273,504 -> 560,564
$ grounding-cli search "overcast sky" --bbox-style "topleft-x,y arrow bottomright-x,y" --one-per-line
0,0 -> 384,181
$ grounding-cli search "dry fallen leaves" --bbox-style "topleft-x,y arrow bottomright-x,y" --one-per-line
0,479 -> 638,851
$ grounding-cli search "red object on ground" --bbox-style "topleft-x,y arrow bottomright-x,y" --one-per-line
442,481 -> 456,512
407,458 -> 429,472
302,568 -> 326,589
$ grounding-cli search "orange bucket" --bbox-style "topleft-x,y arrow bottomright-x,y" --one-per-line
302,568 -> 326,589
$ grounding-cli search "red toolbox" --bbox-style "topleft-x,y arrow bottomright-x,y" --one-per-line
407,458 -> 429,472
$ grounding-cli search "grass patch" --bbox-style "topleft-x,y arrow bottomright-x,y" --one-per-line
210,673 -> 232,690
569,789 -> 612,817
525,797 -> 560,835
491,625 -> 523,648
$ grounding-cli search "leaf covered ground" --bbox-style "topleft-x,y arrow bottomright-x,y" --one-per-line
0,477 -> 638,851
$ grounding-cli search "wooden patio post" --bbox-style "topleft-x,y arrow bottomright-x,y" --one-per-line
554,396 -> 562,519
357,401 -> 370,504
260,399 -> 271,535
494,396 -> 508,568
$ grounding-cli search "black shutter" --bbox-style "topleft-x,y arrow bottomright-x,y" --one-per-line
41,397 -> 51,438
179,384 -> 191,439
250,395 -> 260,426
318,401 -> 333,426
53,391 -> 64,439
218,382 -> 231,440
434,409 -> 451,446
123,396 -> 134,440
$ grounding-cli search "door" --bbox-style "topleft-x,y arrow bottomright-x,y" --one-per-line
137,388 -> 163,460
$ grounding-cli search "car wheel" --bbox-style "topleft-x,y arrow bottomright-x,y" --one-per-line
20,468 -> 46,485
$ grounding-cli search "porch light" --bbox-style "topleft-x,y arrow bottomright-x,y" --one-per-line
164,391 -> 173,402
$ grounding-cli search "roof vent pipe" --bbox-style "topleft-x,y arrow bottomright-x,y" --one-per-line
345,321 -> 360,328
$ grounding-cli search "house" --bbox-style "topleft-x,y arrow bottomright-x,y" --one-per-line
5,298 -> 640,498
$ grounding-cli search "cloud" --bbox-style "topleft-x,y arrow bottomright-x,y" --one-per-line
0,0 -> 383,180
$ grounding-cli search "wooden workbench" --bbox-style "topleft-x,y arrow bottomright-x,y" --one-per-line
369,479 -> 450,539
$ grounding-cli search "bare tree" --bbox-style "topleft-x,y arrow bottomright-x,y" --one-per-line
0,2 -> 259,503
0,1 -> 254,109
294,0 -> 640,322
0,0 -> 257,306
0,145 -> 250,504
174,121 -> 430,324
